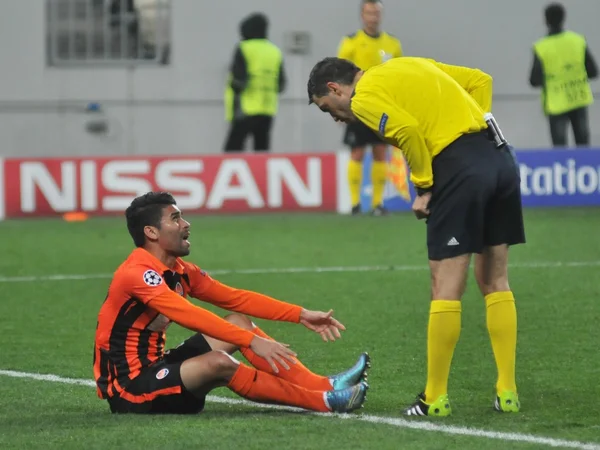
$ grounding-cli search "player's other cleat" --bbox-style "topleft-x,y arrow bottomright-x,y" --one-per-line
370,205 -> 388,216
351,204 -> 361,215
494,391 -> 520,413
329,352 -> 371,390
326,381 -> 369,413
404,393 -> 452,417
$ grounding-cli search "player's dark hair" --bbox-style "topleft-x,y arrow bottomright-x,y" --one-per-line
307,57 -> 361,104
545,3 -> 565,28
125,192 -> 176,247
362,0 -> 383,7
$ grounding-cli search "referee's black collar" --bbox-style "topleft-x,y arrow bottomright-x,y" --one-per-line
362,29 -> 381,39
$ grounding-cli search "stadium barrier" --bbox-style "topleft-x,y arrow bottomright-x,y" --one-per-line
354,147 -> 600,213
0,148 -> 599,219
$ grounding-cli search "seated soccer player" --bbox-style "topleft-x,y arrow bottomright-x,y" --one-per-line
93,191 -> 369,414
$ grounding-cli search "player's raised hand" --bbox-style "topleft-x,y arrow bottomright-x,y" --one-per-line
299,309 -> 346,342
249,335 -> 297,373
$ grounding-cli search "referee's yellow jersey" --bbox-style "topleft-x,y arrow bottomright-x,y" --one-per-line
350,57 -> 492,189
337,30 -> 402,70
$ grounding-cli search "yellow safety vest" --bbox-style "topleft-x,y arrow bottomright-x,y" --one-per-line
225,39 -> 282,121
534,31 -> 594,115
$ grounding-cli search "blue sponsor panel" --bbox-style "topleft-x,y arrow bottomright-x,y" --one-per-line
359,148 -> 600,212
518,149 -> 600,207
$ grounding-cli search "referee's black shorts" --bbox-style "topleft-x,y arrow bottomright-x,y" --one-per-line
426,131 -> 526,261
343,121 -> 385,148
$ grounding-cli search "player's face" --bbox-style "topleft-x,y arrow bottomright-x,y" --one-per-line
156,205 -> 191,257
312,85 -> 356,123
361,2 -> 382,33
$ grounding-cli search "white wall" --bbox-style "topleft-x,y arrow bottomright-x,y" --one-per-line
0,0 -> 599,157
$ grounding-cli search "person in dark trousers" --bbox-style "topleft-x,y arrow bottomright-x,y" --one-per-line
223,13 -> 287,152
529,3 -> 598,147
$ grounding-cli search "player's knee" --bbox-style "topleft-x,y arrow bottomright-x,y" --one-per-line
372,145 -> 387,161
351,148 -> 366,162
430,261 -> 469,300
478,277 -> 511,297
208,350 -> 240,378
223,313 -> 253,330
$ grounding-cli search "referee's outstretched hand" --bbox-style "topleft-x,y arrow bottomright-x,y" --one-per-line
412,192 -> 432,220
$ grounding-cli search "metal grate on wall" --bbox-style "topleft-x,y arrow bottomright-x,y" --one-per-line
46,0 -> 171,66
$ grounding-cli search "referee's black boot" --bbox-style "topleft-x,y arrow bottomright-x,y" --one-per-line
370,205 -> 388,216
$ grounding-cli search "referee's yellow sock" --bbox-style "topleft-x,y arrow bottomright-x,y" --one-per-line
371,161 -> 388,208
347,159 -> 363,207
485,291 -> 517,394
424,300 -> 461,403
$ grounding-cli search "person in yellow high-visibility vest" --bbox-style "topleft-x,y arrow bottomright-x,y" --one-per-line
224,13 -> 286,152
529,3 -> 598,147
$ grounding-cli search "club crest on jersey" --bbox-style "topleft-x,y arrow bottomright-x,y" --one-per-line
379,50 -> 393,62
175,282 -> 184,296
143,270 -> 163,287
156,368 -> 169,380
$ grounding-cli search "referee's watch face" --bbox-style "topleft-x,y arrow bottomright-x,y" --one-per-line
311,84 -> 356,124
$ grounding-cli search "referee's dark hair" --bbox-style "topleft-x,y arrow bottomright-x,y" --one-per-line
545,3 -> 565,28
125,191 -> 177,247
307,57 -> 361,104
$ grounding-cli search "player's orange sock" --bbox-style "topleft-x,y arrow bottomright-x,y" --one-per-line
239,327 -> 332,390
485,291 -> 518,394
424,300 -> 461,403
227,363 -> 330,412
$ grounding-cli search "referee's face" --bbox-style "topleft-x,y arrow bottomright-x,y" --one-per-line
361,2 -> 382,34
312,87 -> 355,123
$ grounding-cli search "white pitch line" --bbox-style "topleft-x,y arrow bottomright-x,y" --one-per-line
1,260 -> 600,283
0,369 -> 599,450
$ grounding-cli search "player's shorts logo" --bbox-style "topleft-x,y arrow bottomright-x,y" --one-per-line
143,270 -> 163,287
156,368 -> 169,380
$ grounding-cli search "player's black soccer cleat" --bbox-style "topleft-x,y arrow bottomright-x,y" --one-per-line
370,205 -> 388,216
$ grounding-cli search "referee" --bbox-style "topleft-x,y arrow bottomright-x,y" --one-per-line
337,0 -> 402,215
307,56 -> 525,416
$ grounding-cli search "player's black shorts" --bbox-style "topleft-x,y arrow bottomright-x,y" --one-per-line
107,333 -> 213,414
343,121 -> 385,148
426,131 -> 526,261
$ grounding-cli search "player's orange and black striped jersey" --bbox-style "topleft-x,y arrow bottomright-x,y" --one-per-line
94,248 -> 303,400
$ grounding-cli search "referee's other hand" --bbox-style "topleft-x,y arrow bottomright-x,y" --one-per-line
412,192 -> 432,220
